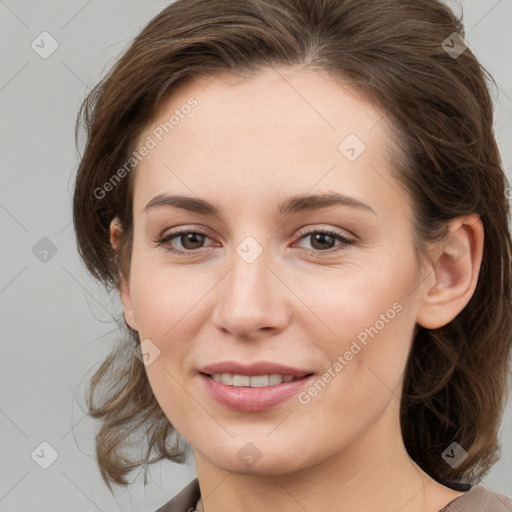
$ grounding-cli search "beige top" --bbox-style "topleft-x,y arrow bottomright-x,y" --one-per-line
155,478 -> 512,511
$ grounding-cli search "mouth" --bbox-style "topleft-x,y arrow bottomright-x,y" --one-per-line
198,362 -> 316,412
200,372 -> 313,387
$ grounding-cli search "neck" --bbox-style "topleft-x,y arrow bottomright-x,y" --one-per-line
192,400 -> 458,512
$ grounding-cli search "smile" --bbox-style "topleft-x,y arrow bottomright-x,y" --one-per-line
199,372 -> 315,412
208,373 -> 308,387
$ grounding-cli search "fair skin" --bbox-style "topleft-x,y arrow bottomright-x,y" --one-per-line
110,66 -> 483,512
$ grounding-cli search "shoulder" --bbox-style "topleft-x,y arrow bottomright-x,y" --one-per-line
155,478 -> 201,512
440,484 -> 512,511
153,479 -> 512,512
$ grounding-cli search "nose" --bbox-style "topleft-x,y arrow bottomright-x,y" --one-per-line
211,243 -> 291,341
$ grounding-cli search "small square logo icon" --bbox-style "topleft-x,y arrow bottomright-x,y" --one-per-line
338,134 -> 366,162
237,442 -> 262,468
32,237 -> 58,263
442,442 -> 468,468
31,441 -> 59,469
134,338 -> 161,366
444,235 -> 468,262
31,32 -> 59,59
236,236 -> 263,264
442,32 -> 468,59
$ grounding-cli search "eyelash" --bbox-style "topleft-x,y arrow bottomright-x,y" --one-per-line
153,226 -> 356,257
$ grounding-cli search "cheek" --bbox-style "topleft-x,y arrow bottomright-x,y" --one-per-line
127,255 -> 214,411
129,254 -> 203,338
298,254 -> 417,397
299,254 -> 415,340
129,262 -> 200,430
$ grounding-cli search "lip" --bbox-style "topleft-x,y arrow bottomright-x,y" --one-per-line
199,360 -> 313,377
198,360 -> 315,412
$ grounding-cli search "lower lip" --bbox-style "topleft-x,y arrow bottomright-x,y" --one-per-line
200,373 -> 315,412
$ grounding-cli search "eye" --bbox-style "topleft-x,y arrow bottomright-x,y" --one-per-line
293,227 -> 356,255
154,227 -> 215,255
153,226 -> 356,256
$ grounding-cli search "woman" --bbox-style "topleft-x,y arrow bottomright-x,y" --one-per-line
72,0 -> 512,510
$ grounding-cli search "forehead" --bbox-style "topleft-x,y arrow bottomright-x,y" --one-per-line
131,66 -> 408,221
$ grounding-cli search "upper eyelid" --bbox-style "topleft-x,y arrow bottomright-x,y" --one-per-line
159,224 -> 355,238
160,225 -> 216,241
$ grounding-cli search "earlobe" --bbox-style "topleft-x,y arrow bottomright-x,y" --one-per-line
109,216 -> 123,251
118,275 -> 138,331
416,214 -> 484,330
109,216 -> 138,331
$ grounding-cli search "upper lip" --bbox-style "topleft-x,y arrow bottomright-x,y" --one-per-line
199,361 -> 314,377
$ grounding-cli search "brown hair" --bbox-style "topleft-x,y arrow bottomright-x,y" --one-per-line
72,0 -> 512,492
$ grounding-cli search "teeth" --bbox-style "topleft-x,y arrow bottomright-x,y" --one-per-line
268,374 -> 283,385
210,373 -> 303,387
248,375 -> 268,387
221,373 -> 233,385
233,375 -> 250,386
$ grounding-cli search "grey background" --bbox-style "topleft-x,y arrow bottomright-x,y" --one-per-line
0,1 -> 511,511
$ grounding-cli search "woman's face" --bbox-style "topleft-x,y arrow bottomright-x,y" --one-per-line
119,66 -> 432,475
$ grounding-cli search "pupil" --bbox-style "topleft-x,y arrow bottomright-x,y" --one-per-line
312,233 -> 333,250
182,233 -> 204,249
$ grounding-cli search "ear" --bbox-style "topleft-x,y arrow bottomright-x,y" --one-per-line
109,217 -> 138,332
416,214 -> 484,329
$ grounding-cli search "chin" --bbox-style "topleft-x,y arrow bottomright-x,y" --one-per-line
215,451 -> 308,477
194,434 -> 317,476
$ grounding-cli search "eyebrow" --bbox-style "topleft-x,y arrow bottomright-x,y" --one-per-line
143,191 -> 376,217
